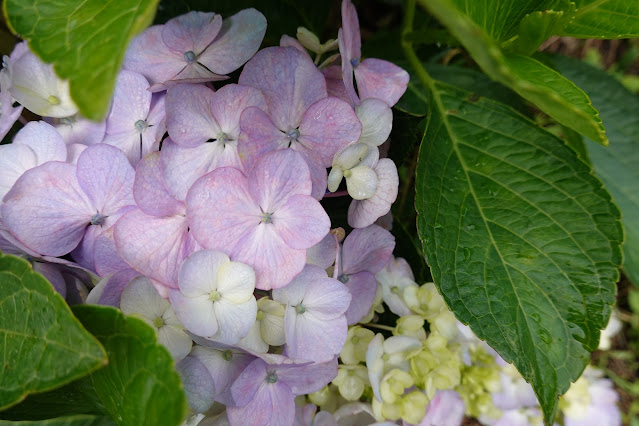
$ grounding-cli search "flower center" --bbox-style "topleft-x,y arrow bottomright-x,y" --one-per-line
223,349 -> 233,361
217,132 -> 229,145
343,169 -> 353,178
338,274 -> 350,283
134,119 -> 148,133
266,371 -> 278,383
350,57 -> 360,68
295,304 -> 306,314
210,290 -> 221,302
153,317 -> 164,328
184,50 -> 197,63
390,286 -> 400,294
48,95 -> 60,105
261,212 -> 273,224
256,310 -> 266,320
90,212 -> 107,226
288,128 -> 300,140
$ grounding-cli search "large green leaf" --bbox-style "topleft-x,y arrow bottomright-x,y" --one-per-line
560,0 -> 639,38
71,305 -> 186,426
0,254 -> 106,410
417,0 -> 608,146
3,0 -> 159,120
552,55 -> 639,286
0,415 -> 113,426
415,80 -> 622,422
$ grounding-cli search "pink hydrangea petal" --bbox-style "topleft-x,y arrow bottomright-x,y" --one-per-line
238,46 -> 326,131
101,131 -> 141,167
304,278 -> 351,320
276,357 -> 338,395
341,0 -> 361,62
322,65 -> 354,108
272,264 -> 327,307
98,268 -> 140,307
160,138 -> 225,201
124,26 -> 186,85
94,223 -> 132,276
106,70 -> 152,134
47,115 -> 106,146
186,167 -> 261,251
298,97 -> 362,166
210,84 -> 267,137
175,355 -> 216,414
273,194 -> 329,250
76,144 -> 135,215
179,249 -> 230,296
114,209 -> 192,288
169,290 -> 219,337
13,121 -> 67,163
229,358 -> 268,406
338,29 -> 359,106
354,58 -> 410,107
348,159 -> 398,228
198,9 -> 267,75
1,162 -> 94,256
228,377 -> 295,426
33,262 -> 67,297
342,225 -> 395,274
306,231 -> 338,269
285,309 -> 347,362
237,106 -> 289,173
248,150 -> 312,212
232,224 -> 306,291
134,152 -> 184,217
342,271 -> 377,325
66,143 -> 88,164
0,144 -> 37,200
170,62 -> 226,84
166,84 -> 219,147
0,89 -> 22,141
419,390 -> 465,426
162,11 -> 222,54
212,298 -> 258,344
279,35 -> 311,59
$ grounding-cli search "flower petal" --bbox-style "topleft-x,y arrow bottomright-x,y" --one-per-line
248,149 -> 313,212
198,9 -> 267,75
179,249 -> 230,296
348,159 -> 398,228
169,289 -> 218,337
239,46 -> 326,131
285,309 -> 347,362
134,151 -> 184,217
159,325 -> 193,361
342,225 -> 395,274
105,70 -> 151,135
354,58 -> 409,107
1,162 -> 93,256
340,0 -> 361,63
304,277 -> 351,320
217,260 -> 256,303
162,11 -> 222,54
237,106 -> 289,174
228,377 -> 295,426
186,167 -> 261,252
356,98 -> 392,147
212,297 -> 258,344
124,26 -> 185,85
345,165 -> 378,200
342,271 -> 377,325
114,209 -> 193,288
176,355 -> 216,413
231,224 -> 306,290
306,232 -> 339,269
273,194 -> 329,250
0,144 -> 37,201
13,121 -> 67,163
166,83 -> 219,148
298,97 -> 361,166
210,83 -> 267,137
121,275 -> 169,318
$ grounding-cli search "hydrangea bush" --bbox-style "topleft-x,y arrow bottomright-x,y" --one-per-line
0,0 -> 636,425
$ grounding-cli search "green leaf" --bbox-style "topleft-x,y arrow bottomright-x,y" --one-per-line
560,0 -> 639,39
415,80 -> 622,422
513,7 -> 573,55
0,254 -> 106,411
552,55 -> 639,286
417,0 -> 609,145
3,0 -> 159,120
0,415 -> 113,426
71,305 -> 187,426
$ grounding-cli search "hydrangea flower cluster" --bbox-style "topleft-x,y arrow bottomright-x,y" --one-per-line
0,1 -> 623,426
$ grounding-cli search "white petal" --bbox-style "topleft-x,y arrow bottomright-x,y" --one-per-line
345,166 -> 378,200
120,275 -> 168,320
178,249 -> 230,296
211,298 -> 258,344
217,260 -> 256,304
158,325 -> 193,361
169,290 -> 218,337
356,98 -> 392,147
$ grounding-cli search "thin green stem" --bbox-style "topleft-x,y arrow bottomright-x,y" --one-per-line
402,0 -> 437,94
361,323 -> 396,332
